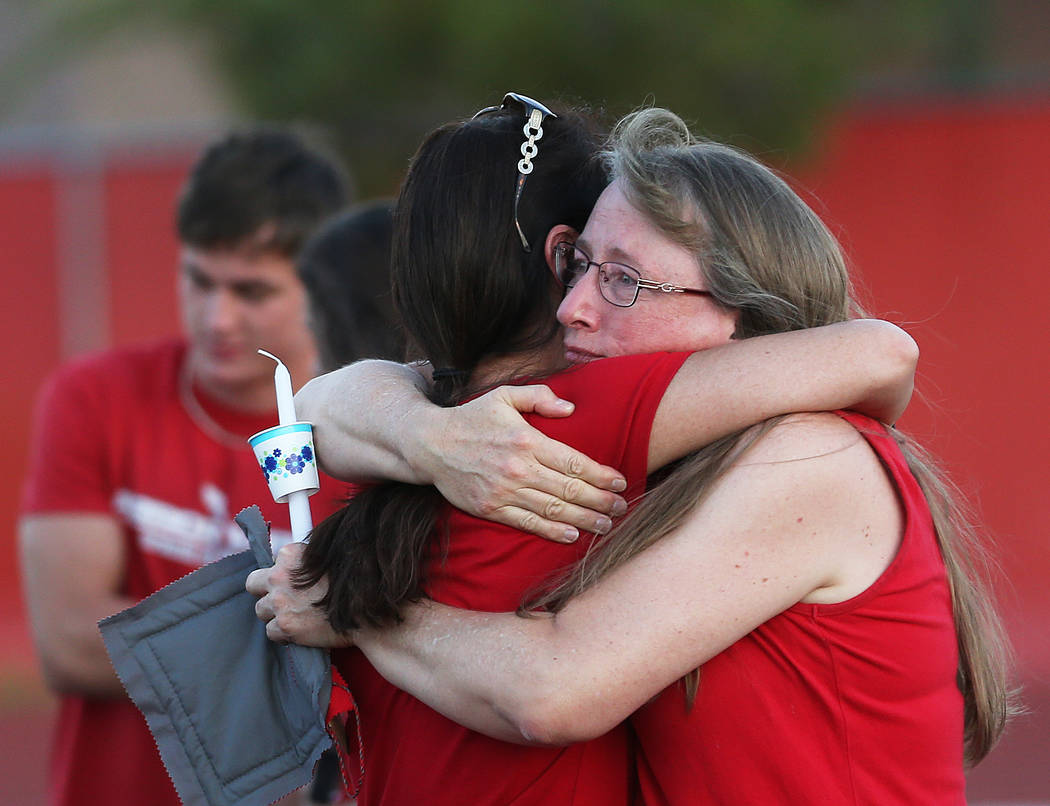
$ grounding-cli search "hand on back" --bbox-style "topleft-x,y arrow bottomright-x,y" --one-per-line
417,384 -> 628,543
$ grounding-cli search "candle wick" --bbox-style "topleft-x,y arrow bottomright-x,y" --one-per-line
258,349 -> 281,366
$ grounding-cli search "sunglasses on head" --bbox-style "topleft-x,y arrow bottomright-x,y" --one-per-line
473,92 -> 557,253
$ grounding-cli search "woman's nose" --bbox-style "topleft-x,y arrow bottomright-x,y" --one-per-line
556,266 -> 602,330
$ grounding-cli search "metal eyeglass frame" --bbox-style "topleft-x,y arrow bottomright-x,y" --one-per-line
554,242 -> 713,308
473,92 -> 557,253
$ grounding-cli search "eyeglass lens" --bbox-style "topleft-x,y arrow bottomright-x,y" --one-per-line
556,244 -> 642,307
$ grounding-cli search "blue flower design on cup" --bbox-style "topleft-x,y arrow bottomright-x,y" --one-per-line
252,429 -> 317,487
285,453 -> 305,474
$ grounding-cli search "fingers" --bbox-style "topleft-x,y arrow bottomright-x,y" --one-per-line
254,591 -> 303,644
473,454 -> 627,538
265,617 -> 290,644
527,441 -> 628,510
275,541 -> 306,568
511,487 -> 620,540
255,591 -> 307,645
245,567 -> 270,597
558,451 -> 628,496
492,502 -> 621,544
494,505 -> 582,543
431,384 -> 630,537
479,386 -> 631,537
501,466 -> 629,541
254,592 -> 274,622
559,471 -> 628,516
495,486 -> 622,543
501,385 -> 575,418
498,387 -> 628,497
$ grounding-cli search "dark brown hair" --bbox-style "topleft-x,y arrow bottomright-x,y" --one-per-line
177,127 -> 346,257
297,200 -> 404,372
297,102 -> 608,631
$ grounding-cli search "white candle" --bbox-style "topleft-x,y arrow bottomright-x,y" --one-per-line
258,349 -> 314,541
258,349 -> 296,425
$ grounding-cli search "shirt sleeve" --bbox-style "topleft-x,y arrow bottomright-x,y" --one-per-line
531,352 -> 691,501
21,359 -> 117,515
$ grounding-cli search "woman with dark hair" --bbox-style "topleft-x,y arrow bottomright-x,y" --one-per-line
296,199 -> 405,372
251,98 -> 920,805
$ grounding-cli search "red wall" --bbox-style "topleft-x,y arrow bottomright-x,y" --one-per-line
1,167 -> 62,635
1,146 -> 196,641
105,160 -> 189,346
2,100 -> 1048,679
793,98 -> 1050,670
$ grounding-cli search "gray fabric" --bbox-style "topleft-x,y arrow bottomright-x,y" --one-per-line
101,506 -> 332,806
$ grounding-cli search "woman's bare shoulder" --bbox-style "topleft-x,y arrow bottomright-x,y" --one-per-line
735,411 -> 867,469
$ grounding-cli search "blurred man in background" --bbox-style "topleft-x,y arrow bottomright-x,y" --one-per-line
18,127 -> 347,806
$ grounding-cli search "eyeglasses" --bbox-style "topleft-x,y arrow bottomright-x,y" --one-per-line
473,92 -> 557,253
554,242 -> 713,308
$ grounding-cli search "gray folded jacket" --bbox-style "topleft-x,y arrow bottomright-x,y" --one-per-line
100,506 -> 333,806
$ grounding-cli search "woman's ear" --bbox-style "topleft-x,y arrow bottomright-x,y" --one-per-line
543,225 -> 579,278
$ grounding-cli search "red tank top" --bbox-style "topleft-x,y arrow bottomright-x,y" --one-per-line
630,411 -> 966,805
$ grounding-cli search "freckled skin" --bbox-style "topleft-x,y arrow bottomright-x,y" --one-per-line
557,182 -> 738,363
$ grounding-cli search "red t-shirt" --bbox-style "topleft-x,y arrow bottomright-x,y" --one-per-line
336,351 -> 691,806
630,411 -> 966,805
21,339 -> 344,806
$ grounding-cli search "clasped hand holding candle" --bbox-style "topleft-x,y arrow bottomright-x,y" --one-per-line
250,349 -> 319,542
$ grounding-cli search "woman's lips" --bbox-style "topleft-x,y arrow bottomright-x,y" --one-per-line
564,346 -> 604,364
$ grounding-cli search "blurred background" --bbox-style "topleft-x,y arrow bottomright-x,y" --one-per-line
1,0 -> 1047,802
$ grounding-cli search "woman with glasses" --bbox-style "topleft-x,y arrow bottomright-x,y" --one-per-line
250,99 -> 940,804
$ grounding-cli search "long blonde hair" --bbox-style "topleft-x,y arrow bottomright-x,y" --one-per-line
529,108 -> 1014,765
